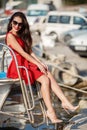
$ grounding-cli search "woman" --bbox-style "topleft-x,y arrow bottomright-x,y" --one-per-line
6,12 -> 79,123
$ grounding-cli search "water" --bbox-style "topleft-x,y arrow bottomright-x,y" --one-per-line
25,124 -> 55,130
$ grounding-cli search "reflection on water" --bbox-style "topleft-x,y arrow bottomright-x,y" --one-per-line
25,124 -> 55,130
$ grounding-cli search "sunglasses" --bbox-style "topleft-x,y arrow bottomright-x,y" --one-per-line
13,20 -> 23,27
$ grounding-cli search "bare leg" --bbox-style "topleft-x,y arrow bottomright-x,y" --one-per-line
47,71 -> 79,111
37,75 -> 62,123
37,75 -> 53,112
47,71 -> 68,102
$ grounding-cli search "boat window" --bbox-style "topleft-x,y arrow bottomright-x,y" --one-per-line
59,15 -> 70,24
73,16 -> 87,25
48,15 -> 59,23
27,10 -> 48,16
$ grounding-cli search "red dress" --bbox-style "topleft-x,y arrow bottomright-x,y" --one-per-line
6,32 -> 43,85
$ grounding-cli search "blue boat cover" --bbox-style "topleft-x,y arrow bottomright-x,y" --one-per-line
0,72 -> 7,79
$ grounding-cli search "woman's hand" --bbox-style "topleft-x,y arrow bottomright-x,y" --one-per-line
37,63 -> 48,75
30,51 -> 48,73
41,62 -> 48,71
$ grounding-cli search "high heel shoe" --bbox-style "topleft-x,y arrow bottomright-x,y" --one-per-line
46,110 -> 63,124
62,103 -> 79,114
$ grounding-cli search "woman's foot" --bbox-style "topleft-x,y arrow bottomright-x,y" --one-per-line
46,110 -> 63,123
62,103 -> 79,114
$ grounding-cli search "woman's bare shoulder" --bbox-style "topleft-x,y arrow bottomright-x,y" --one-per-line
6,32 -> 16,41
7,32 -> 14,37
6,32 -> 17,46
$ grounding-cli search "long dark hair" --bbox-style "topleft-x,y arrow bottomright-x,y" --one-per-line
7,11 -> 32,53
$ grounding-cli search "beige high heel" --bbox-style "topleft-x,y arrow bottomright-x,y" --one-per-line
62,103 -> 79,114
46,110 -> 63,124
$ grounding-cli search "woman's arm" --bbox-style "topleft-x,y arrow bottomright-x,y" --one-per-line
30,51 -> 41,62
6,33 -> 47,74
31,51 -> 48,71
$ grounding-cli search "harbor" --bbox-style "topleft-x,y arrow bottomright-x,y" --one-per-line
0,1 -> 87,128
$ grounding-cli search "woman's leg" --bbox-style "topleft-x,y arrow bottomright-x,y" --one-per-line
37,75 -> 62,123
47,71 -> 79,110
37,75 -> 53,112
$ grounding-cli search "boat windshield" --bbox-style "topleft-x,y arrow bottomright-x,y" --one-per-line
27,10 -> 48,16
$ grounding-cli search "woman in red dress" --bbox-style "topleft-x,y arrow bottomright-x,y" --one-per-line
6,12 -> 79,123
